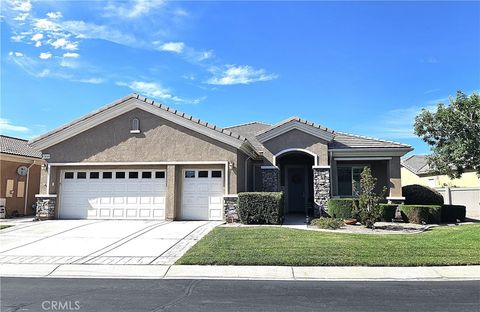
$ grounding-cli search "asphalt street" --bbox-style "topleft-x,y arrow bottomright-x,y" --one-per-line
1,277 -> 479,312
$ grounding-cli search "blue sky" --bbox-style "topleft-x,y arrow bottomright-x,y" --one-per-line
1,1 -> 479,155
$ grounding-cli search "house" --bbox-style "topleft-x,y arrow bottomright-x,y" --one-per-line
401,155 -> 480,188
0,135 -> 43,217
29,94 -> 412,221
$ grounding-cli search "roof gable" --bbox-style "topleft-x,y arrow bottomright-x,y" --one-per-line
256,117 -> 335,143
29,94 -> 257,158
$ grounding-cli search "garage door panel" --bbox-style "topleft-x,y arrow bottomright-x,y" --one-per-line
59,170 -> 165,220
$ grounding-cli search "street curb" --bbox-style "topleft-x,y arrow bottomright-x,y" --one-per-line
1,264 -> 479,281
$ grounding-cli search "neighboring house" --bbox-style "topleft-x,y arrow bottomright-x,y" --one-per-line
401,155 -> 480,188
0,135 -> 43,217
29,94 -> 412,221
401,155 -> 480,219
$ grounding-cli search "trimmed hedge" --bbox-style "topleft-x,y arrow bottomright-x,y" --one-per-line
237,192 -> 284,225
327,198 -> 356,219
402,184 -> 444,206
441,205 -> 466,223
400,205 -> 442,224
378,204 -> 399,222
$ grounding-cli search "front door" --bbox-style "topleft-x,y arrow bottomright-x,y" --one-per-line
287,167 -> 306,213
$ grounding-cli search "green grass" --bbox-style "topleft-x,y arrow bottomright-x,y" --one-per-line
0,225 -> 12,230
177,225 -> 480,266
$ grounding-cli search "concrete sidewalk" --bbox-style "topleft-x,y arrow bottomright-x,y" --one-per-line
1,263 -> 479,281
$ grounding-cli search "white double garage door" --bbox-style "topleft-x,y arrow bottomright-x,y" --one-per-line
59,168 -> 224,220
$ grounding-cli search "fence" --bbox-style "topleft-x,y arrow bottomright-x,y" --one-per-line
436,187 -> 480,219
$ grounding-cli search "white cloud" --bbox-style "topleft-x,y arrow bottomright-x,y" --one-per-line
75,77 -> 105,84
34,18 -> 60,31
207,65 -> 278,85
11,34 -> 25,42
10,0 -> 32,12
104,0 -> 165,18
46,11 -> 62,19
158,41 -> 185,54
13,12 -> 29,21
31,33 -> 43,41
35,41 -> 42,47
39,52 -> 52,59
49,38 -> 78,50
9,51 -> 24,57
0,118 -> 30,133
61,20 -> 137,46
117,81 -> 202,104
198,50 -> 214,61
63,52 -> 79,58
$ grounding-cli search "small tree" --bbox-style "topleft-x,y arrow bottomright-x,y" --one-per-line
353,167 -> 386,228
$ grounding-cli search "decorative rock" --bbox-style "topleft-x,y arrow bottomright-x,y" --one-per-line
313,168 -> 330,217
35,195 -> 57,220
224,195 -> 239,223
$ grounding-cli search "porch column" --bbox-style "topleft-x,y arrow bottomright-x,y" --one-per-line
36,164 -> 56,220
313,166 -> 331,217
261,166 -> 280,192
387,157 -> 405,204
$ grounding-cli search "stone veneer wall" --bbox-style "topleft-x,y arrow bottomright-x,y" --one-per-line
313,167 -> 330,217
261,167 -> 280,192
36,195 -> 57,220
223,195 -> 239,223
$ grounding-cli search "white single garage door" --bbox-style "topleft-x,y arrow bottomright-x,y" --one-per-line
181,169 -> 224,220
59,169 -> 166,220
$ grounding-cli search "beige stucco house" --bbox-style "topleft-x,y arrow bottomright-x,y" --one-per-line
401,155 -> 480,188
29,94 -> 412,221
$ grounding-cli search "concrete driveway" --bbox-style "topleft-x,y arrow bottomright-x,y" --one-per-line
0,220 -> 221,265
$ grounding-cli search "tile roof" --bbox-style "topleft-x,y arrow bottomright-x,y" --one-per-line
225,122 -> 272,150
401,155 -> 431,174
256,116 -> 335,137
0,135 -> 42,159
329,132 -> 412,149
30,93 -> 250,146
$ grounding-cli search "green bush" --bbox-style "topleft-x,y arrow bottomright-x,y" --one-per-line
402,184 -> 444,206
327,198 -> 357,219
441,205 -> 466,223
237,192 -> 283,224
378,204 -> 399,222
311,217 -> 343,230
400,205 -> 442,224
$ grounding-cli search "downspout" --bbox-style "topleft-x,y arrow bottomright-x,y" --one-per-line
244,156 -> 252,191
23,162 -> 35,215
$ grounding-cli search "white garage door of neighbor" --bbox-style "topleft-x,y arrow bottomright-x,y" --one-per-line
181,169 -> 224,220
59,170 -> 166,220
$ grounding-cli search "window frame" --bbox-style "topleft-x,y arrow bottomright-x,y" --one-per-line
130,118 -> 140,134
336,165 -> 369,197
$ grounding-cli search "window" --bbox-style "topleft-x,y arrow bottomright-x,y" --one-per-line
129,172 -> 138,179
64,172 -> 74,179
17,181 -> 25,198
211,170 -> 222,178
130,118 -> 140,133
116,172 -> 125,179
77,172 -> 87,179
337,166 -> 364,196
90,172 -> 100,179
185,170 -> 195,178
103,172 -> 112,179
155,171 -> 165,179
198,170 -> 209,178
142,172 -> 152,179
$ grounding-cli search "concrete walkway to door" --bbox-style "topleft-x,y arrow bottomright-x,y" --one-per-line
0,220 -> 221,266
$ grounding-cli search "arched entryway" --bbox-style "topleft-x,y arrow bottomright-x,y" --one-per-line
275,149 -> 315,216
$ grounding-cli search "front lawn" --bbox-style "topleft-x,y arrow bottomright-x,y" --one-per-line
0,225 -> 12,230
177,224 -> 480,266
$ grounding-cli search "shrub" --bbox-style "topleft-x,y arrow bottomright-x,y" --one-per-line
352,167 -> 386,228
327,198 -> 356,219
237,192 -> 283,224
378,204 -> 399,222
402,184 -> 444,206
400,205 -> 442,224
311,217 -> 343,230
441,205 -> 466,223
